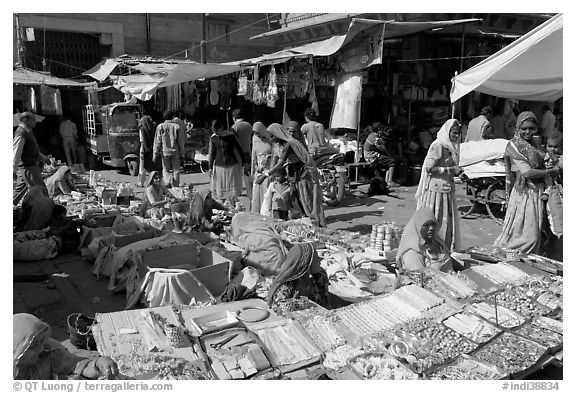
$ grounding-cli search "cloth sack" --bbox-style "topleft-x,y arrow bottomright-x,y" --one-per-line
14,237 -> 58,262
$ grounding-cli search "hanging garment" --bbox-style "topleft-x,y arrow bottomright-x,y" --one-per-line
237,76 -> 248,96
308,81 -> 319,114
24,87 -> 37,113
210,80 -> 220,106
40,85 -> 61,115
266,67 -> 278,108
329,72 -> 362,129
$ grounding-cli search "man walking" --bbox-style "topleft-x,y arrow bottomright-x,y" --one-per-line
153,110 -> 186,187
13,112 -> 50,205
465,106 -> 494,142
59,112 -> 78,165
231,109 -> 253,198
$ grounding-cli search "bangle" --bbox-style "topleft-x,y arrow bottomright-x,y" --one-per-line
234,306 -> 270,323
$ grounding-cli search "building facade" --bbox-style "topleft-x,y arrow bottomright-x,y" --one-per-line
14,13 -> 280,78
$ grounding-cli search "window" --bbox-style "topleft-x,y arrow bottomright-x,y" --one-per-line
207,22 -> 229,43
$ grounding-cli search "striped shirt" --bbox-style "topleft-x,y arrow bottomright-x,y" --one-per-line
59,120 -> 78,139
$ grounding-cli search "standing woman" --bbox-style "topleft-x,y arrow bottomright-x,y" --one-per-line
209,119 -> 244,205
415,118 -> 462,251
494,111 -> 560,253
250,121 -> 273,214
256,123 -> 326,227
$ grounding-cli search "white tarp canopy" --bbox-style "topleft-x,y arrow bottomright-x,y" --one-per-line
450,14 -> 562,102
228,18 -> 481,66
82,58 -> 241,101
14,67 -> 96,87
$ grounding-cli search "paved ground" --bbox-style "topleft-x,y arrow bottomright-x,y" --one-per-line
13,165 -> 561,378
14,165 -> 502,338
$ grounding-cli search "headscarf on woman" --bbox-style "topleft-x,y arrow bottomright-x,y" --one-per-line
286,121 -> 307,147
253,121 -> 273,141
13,313 -> 51,378
267,242 -> 316,306
138,115 -> 155,152
506,111 -> 544,168
415,119 -> 461,201
139,171 -> 168,217
396,207 -> 448,266
20,186 -> 55,231
267,123 -> 313,166
187,187 -> 212,230
46,166 -> 76,197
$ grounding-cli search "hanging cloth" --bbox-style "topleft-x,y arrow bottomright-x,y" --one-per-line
266,66 -> 278,108
24,87 -> 37,113
308,80 -> 319,115
40,85 -> 61,115
210,80 -> 220,106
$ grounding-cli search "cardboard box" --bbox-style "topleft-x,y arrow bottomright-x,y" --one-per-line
137,240 -> 233,306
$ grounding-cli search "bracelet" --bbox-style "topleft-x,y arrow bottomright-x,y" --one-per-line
234,306 -> 270,323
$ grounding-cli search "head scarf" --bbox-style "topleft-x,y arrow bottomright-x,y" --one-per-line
253,121 -> 272,141
144,171 -> 161,188
139,115 -> 155,152
187,187 -> 212,230
506,111 -> 544,169
415,119 -> 461,200
267,243 -> 315,306
46,166 -> 73,197
286,121 -> 300,130
396,207 -> 447,268
13,313 -> 51,378
267,123 -> 314,167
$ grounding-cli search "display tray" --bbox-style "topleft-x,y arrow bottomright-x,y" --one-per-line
465,301 -> 526,329
441,312 -> 502,344
469,332 -> 549,377
424,354 -> 508,380
346,351 -> 419,380
199,327 -> 273,380
510,322 -> 563,354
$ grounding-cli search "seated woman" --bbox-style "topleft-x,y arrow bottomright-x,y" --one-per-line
46,165 -> 77,197
396,207 -> 453,272
139,171 -> 174,219
267,242 -> 329,308
185,187 -> 227,234
17,186 -> 55,232
14,313 -> 118,380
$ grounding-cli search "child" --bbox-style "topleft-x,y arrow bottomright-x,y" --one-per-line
270,174 -> 292,221
542,132 -> 563,201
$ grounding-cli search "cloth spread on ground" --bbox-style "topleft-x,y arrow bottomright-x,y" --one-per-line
230,213 -> 288,276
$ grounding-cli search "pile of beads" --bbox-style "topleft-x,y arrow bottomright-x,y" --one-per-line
472,333 -> 546,374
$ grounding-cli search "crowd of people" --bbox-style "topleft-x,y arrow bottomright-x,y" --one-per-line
12,100 -> 564,380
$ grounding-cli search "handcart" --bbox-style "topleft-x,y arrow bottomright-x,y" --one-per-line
457,140 -> 510,225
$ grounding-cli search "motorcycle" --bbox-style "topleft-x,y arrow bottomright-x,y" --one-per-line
315,152 -> 348,206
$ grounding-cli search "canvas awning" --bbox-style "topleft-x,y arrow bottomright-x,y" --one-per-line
13,67 -> 96,87
82,58 -> 241,100
450,14 -> 562,102
229,17 -> 482,66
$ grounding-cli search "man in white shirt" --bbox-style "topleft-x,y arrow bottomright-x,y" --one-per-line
465,106 -> 494,142
540,105 -> 557,142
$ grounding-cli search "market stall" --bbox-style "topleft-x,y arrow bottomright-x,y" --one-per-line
87,251 -> 562,380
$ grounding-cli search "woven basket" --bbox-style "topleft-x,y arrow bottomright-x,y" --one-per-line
67,313 -> 97,350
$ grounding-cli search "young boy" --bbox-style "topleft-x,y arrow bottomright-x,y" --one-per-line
270,174 -> 292,221
542,132 -> 563,201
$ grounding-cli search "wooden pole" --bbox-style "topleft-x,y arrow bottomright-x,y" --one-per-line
451,71 -> 458,119
356,79 -> 363,164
